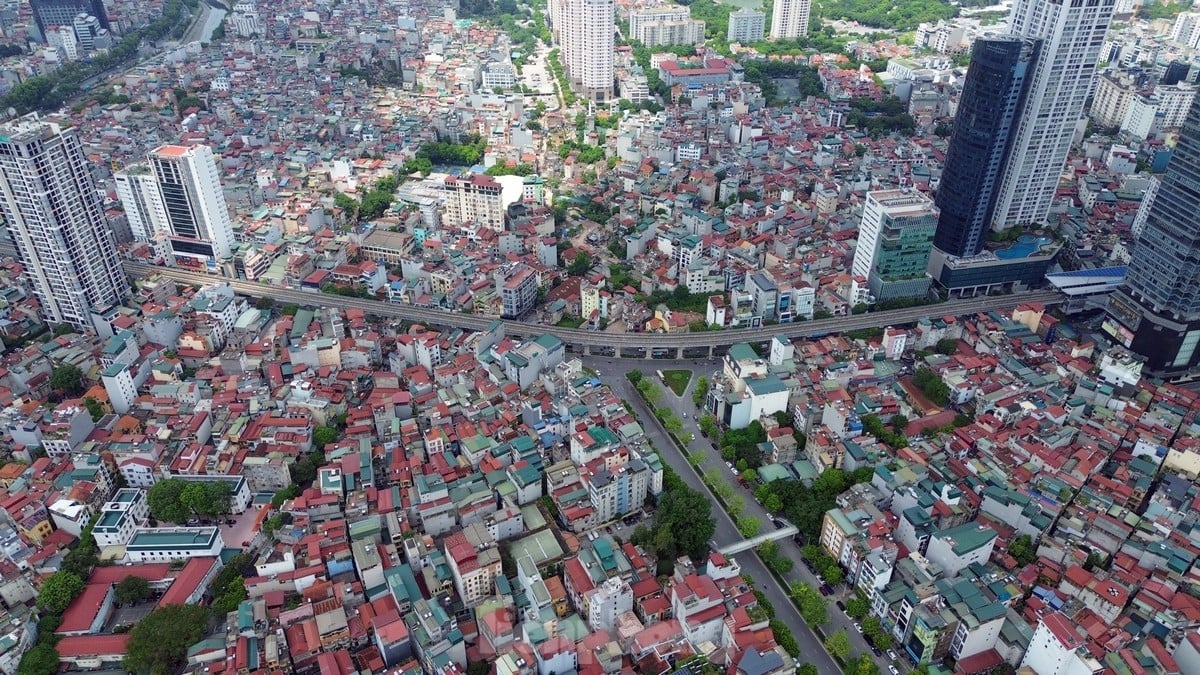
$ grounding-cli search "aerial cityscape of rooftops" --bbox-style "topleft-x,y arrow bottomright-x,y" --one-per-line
3,0 -> 1200,672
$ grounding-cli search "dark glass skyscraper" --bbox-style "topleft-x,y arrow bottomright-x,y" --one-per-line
29,0 -> 109,38
933,37 -> 1039,258
1107,94 -> 1200,374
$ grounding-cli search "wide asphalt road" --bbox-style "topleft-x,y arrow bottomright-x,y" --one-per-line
592,356 -> 907,674
602,362 -> 843,675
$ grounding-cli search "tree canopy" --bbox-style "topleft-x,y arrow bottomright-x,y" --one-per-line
37,571 -> 84,613
16,643 -> 59,675
115,575 -> 152,605
634,483 -> 715,564
720,421 -> 766,469
123,604 -> 211,675
290,449 -> 326,487
758,467 -> 875,541
823,629 -> 852,663
312,426 -> 339,449
50,364 -> 83,395
789,581 -> 829,626
567,252 -> 592,276
1009,534 -> 1037,566
912,366 -> 951,406
147,478 -> 232,523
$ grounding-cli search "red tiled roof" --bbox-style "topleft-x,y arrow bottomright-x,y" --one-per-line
56,633 -> 130,658
58,584 -> 113,634
159,557 -> 218,606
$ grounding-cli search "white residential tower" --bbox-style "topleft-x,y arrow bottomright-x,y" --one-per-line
990,0 -> 1116,228
0,115 -> 128,329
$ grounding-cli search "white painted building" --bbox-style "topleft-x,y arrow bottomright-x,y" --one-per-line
92,489 -> 149,548
587,577 -> 633,631
554,0 -> 614,101
47,24 -> 79,60
924,524 -> 997,578
443,174 -> 505,231
727,8 -> 765,43
101,363 -> 137,414
0,115 -> 128,330
48,498 -> 92,538
769,0 -> 810,40
1021,611 -> 1103,675
125,527 -> 225,562
629,5 -> 704,47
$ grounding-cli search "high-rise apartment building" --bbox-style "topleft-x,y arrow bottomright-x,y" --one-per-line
116,144 -> 234,268
552,0 -> 614,102
1090,71 -> 1141,129
46,24 -> 79,61
769,0 -> 810,40
934,37 -> 1039,259
990,0 -> 1115,229
727,8 -> 765,43
1106,96 -> 1200,374
442,174 -> 505,231
629,5 -> 704,47
851,189 -> 939,302
0,115 -> 127,329
28,0 -> 107,40
1172,12 -> 1200,49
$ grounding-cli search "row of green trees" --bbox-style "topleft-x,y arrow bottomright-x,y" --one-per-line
754,466 -> 876,543
20,517 -> 107,674
847,96 -> 916,138
861,413 -> 908,449
146,478 -> 233,523
336,174 -> 398,222
801,543 -> 846,585
821,0 -> 955,30
2,0 -> 197,113
912,366 -> 951,406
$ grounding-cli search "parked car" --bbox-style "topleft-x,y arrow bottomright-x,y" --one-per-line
820,583 -> 834,596
888,667 -> 899,675
887,650 -> 898,661
853,622 -> 863,633
836,601 -> 846,612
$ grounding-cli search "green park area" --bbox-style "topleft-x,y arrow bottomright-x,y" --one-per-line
662,369 -> 693,396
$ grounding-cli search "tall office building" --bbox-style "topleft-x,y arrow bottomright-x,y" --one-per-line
0,115 -> 127,329
1106,96 -> 1200,374
851,189 -> 939,303
116,144 -> 234,268
553,0 -> 614,102
29,0 -> 108,39
933,37 -> 1039,259
769,0 -> 810,40
990,0 -> 1115,229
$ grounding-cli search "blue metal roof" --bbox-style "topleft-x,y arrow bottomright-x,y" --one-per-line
1046,265 -> 1127,279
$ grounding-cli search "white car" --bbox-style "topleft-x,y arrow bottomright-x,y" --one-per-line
853,622 -> 863,634
888,667 -> 899,675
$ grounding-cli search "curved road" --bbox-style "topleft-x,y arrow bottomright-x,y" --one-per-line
123,262 -> 1063,354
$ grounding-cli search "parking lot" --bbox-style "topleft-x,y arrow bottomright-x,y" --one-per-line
106,602 -> 155,631
220,506 -> 263,551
